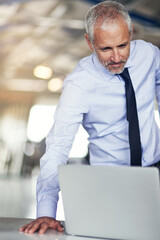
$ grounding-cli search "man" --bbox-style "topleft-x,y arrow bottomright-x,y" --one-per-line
20,0 -> 160,234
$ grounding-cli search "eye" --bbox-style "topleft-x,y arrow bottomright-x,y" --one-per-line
100,47 -> 112,52
118,43 -> 128,48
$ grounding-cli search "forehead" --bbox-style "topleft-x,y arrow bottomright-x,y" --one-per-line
93,17 -> 130,46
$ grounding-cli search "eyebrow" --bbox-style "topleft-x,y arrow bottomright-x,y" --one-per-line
99,41 -> 129,50
118,41 -> 129,47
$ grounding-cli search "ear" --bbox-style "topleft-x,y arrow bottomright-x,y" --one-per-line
84,33 -> 94,51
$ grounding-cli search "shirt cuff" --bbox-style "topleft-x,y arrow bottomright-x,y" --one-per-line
37,199 -> 57,219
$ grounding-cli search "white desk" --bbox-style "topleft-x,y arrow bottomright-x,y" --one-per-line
0,218 -> 110,240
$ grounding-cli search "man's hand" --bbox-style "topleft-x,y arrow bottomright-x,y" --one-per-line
19,217 -> 64,234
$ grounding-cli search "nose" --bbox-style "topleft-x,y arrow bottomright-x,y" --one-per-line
111,49 -> 121,62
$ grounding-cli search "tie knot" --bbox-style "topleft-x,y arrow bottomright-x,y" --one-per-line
120,68 -> 129,78
119,68 -> 131,83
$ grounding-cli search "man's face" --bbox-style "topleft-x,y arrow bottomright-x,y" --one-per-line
85,17 -> 132,74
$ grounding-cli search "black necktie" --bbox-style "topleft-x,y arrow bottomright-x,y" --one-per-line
120,68 -> 142,166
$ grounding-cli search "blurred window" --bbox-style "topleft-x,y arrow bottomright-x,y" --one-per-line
27,104 -> 89,158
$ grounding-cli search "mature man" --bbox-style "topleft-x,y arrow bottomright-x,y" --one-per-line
20,0 -> 160,234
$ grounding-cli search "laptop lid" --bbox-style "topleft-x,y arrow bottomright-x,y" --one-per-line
58,165 -> 160,240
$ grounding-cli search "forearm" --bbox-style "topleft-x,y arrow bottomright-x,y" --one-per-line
36,171 -> 60,218
36,120 -> 81,218
155,46 -> 160,113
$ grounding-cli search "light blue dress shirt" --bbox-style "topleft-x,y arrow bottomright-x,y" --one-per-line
37,40 -> 160,218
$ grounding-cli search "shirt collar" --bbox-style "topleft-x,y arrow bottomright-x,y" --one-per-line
92,53 -> 114,80
125,41 -> 135,68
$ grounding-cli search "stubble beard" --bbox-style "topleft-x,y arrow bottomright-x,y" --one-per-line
103,60 -> 126,74
94,51 -> 126,74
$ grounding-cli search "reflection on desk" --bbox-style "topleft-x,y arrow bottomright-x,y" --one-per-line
0,218 -> 109,240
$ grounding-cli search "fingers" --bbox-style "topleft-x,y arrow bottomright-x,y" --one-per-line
19,223 -> 32,232
19,221 -> 40,234
19,225 -> 26,232
19,219 -> 49,234
19,217 -> 64,234
57,222 -> 64,232
38,223 -> 49,234
50,220 -> 64,232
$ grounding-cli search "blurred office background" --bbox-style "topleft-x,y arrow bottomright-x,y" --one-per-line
0,0 -> 159,221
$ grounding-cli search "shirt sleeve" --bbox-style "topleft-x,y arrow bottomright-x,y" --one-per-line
36,80 -> 89,218
155,46 -> 160,113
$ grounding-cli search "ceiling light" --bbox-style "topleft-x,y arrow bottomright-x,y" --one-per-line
33,65 -> 52,79
48,77 -> 63,92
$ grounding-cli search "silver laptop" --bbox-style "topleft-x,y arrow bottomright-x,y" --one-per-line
58,165 -> 160,240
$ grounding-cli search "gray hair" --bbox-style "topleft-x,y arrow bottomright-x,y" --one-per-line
85,1 -> 132,42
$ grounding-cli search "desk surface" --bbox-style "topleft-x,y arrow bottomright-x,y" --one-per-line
0,218 -> 110,240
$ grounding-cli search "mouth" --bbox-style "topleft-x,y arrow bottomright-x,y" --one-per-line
109,63 -> 122,68
107,61 -> 125,67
